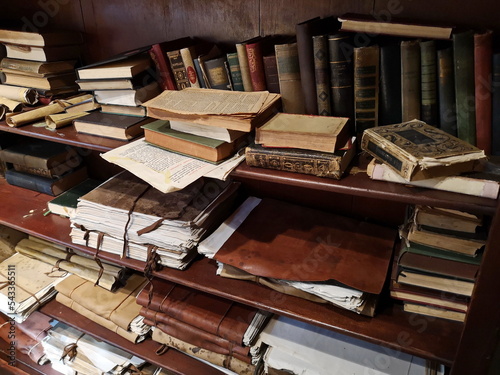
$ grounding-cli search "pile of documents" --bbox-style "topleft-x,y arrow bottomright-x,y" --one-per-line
70,170 -> 239,269
199,196 -> 397,316
254,315 -> 445,374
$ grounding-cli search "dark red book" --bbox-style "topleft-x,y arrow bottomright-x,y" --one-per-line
244,36 -> 267,91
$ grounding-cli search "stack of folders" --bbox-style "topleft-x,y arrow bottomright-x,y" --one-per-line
55,273 -> 150,343
141,88 -> 282,163
70,170 -> 240,270
393,205 -> 486,322
0,28 -> 82,98
254,315 -> 445,375
199,196 -> 397,317
42,322 -> 147,375
137,277 -> 271,375
246,112 -> 356,179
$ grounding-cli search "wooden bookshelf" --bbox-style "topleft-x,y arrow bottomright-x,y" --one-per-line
39,301 -> 226,375
0,343 -> 62,375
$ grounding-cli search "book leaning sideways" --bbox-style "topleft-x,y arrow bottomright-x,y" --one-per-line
361,120 -> 487,181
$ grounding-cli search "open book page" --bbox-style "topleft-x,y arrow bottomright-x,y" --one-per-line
143,87 -> 269,115
101,138 -> 244,193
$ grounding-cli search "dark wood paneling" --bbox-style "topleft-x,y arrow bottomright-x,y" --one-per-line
261,0 -> 373,36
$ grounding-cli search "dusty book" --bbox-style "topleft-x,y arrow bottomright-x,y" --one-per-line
255,112 -> 351,153
361,120 -> 486,181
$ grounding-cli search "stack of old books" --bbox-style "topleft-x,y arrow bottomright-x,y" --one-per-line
55,273 -> 150,343
70,170 -> 240,270
392,205 -> 485,322
136,277 -> 271,374
0,138 -> 87,196
246,112 -> 356,179
141,87 -> 281,163
199,196 -> 397,317
0,28 -> 82,98
254,314 -> 445,374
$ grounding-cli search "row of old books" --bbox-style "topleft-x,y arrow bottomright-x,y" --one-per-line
391,205 -> 486,322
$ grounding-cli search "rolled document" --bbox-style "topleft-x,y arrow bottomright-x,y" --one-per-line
0,96 -> 23,112
0,104 -> 6,120
0,85 -> 38,104
6,93 -> 93,127
45,111 -> 89,129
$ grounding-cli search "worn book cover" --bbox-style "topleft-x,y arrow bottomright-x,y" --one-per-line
361,120 -> 487,181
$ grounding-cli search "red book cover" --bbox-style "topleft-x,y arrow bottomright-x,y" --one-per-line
474,30 -> 493,154
245,37 -> 267,91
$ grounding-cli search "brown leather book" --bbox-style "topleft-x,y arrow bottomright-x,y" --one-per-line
274,42 -> 305,114
136,277 -> 258,345
214,198 -> 396,294
312,34 -> 331,116
401,40 -> 421,121
263,54 -> 280,94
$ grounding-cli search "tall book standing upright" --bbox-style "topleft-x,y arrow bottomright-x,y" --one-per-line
492,53 -> 500,155
420,40 -> 438,126
474,30 -> 493,154
353,45 -> 379,136
453,30 -> 477,145
312,35 -> 331,116
401,40 -> 421,122
275,42 -> 305,114
328,32 -> 354,120
379,42 -> 402,125
437,46 -> 457,136
226,52 -> 244,91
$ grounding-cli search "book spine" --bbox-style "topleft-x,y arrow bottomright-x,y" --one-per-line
226,52 -> 244,91
149,44 -> 177,91
235,43 -> 253,91
379,43 -> 402,125
328,32 -> 354,120
474,30 -> 493,154
166,49 -> 190,90
454,30 -> 477,145
353,45 -> 379,136
263,54 -> 280,94
492,53 -> 500,156
5,169 -> 54,195
275,43 -> 305,114
312,34 -> 331,116
437,46 -> 457,136
245,146 -> 343,179
204,56 -> 231,90
401,40 -> 421,122
0,59 -> 41,74
245,41 -> 267,91
180,47 -> 201,88
420,40 -> 438,126
13,164 -> 54,178
192,58 -> 207,88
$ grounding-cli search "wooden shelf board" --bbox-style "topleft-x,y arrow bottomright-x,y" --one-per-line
0,179 -> 460,365
39,301 -> 226,375
0,341 -> 63,375
0,122 -> 129,153
231,162 -> 498,216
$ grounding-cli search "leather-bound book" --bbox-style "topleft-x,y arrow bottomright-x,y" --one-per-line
328,32 -> 354,120
353,44 -> 379,135
204,56 -> 231,90
263,54 -> 280,94
492,53 -> 500,155
379,42 -> 402,125
453,30 -> 476,145
226,52 -> 244,91
474,30 -> 493,154
401,39 -> 421,122
296,16 -> 338,114
243,36 -> 267,91
235,42 -> 253,91
167,49 -> 190,90
437,45 -> 457,136
312,34 -> 331,116
420,40 -> 438,126
275,42 -> 305,114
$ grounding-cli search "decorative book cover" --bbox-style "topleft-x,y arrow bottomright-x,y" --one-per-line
312,34 -> 331,116
437,46 -> 457,136
361,120 -> 486,181
379,42 -> 402,125
328,32 -> 354,120
204,56 -> 231,90
453,30 -> 476,145
420,40 -> 438,126
353,44 -> 379,135
226,52 -> 244,91
244,36 -> 267,91
474,30 -> 493,154
401,40 -> 421,122
167,49 -> 190,90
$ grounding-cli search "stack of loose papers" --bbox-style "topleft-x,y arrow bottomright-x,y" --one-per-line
42,322 -> 146,375
254,315 -> 445,375
0,252 -> 69,322
70,170 -> 239,269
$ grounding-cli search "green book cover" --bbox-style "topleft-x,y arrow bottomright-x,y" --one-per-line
404,242 -> 482,265
48,179 -> 102,216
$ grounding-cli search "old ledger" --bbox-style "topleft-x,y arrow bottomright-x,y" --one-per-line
143,88 -> 281,131
199,197 -> 396,316
361,120 -> 486,181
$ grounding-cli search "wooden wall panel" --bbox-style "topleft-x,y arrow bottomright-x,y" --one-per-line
261,0 -> 373,36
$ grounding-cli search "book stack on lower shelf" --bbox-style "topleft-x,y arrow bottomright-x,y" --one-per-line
246,112 -> 356,179
392,205 -> 486,322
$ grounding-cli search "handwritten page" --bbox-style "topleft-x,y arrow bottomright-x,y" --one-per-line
101,138 -> 245,193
